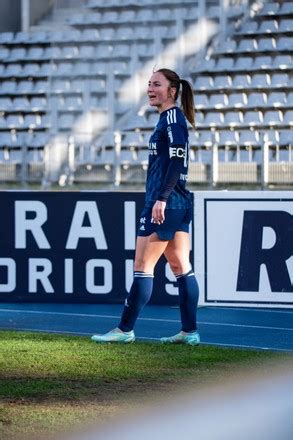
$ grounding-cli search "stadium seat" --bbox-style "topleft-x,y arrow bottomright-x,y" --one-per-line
247,92 -> 266,107
190,130 -> 214,148
64,96 -> 82,111
218,130 -> 239,146
271,73 -> 289,87
238,38 -> 257,52
6,114 -> 23,129
273,54 -> 292,69
22,63 -> 41,77
225,111 -> 242,127
233,74 -> 251,89
0,32 -> 14,43
280,2 -> 293,14
14,31 -> 30,43
31,97 -> 47,111
259,2 -> 280,16
39,63 -> 56,76
34,80 -> 50,94
0,80 -> 17,94
13,97 -> 30,111
215,58 -> 234,71
239,129 -> 260,147
253,55 -> 272,69
55,63 -> 73,76
27,47 -> 45,60
219,40 -> 237,53
195,94 -> 209,109
228,93 -> 246,108
243,110 -> 262,126
283,110 -> 293,127
115,27 -> 134,40
258,37 -> 276,51
250,73 -> 270,88
213,75 -> 232,89
5,64 -> 22,77
277,37 -> 293,51
263,110 -> 283,126
279,19 -> 293,32
264,129 -> 279,146
239,21 -> 258,34
0,97 -> 12,110
58,113 -> 75,130
194,76 -> 212,90
62,46 -> 79,59
8,48 -> 26,61
204,111 -> 224,127
259,20 -> 279,33
23,114 -> 40,129
0,48 -> 9,59
209,93 -> 228,108
44,46 -> 63,59
17,81 -> 34,95
279,130 -> 292,146
267,91 -> 287,107
233,56 -> 254,70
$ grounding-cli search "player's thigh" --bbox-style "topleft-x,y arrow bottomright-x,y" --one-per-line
134,233 -> 168,272
164,231 -> 191,274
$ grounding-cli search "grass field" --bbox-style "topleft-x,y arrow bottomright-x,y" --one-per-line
0,330 -> 292,440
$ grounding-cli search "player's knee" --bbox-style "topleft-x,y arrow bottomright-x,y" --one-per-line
169,259 -> 191,276
134,259 -> 154,273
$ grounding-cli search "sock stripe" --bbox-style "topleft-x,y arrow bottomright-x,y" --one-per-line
134,271 -> 154,278
175,269 -> 194,280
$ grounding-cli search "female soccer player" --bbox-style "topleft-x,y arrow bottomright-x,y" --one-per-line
91,68 -> 200,345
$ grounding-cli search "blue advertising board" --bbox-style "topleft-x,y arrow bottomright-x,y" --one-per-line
0,191 -> 193,305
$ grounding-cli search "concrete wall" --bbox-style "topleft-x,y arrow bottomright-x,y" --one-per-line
0,0 -> 53,32
0,0 -> 21,32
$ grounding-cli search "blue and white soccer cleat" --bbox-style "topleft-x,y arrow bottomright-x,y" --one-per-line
160,331 -> 200,346
91,328 -> 135,344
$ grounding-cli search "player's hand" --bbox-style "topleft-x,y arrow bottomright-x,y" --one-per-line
151,200 -> 166,225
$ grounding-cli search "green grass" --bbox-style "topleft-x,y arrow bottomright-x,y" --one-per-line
0,330 -> 291,440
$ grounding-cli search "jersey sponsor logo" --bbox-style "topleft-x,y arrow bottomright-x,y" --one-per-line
180,173 -> 188,181
167,126 -> 174,144
166,108 -> 177,125
169,146 -> 186,159
148,142 -> 157,155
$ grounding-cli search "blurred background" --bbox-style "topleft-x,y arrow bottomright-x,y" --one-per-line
0,0 -> 292,190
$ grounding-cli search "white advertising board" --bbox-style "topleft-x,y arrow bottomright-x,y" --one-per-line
193,192 -> 293,308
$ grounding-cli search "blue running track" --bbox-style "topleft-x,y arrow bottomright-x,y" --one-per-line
0,303 -> 292,352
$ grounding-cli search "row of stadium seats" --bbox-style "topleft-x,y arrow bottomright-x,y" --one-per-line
0,0 -> 292,186
255,1 -> 293,16
1,91 -> 291,112
0,26 -> 175,45
0,128 -> 291,150
193,72 -> 291,90
0,42 -> 158,61
235,17 -> 293,34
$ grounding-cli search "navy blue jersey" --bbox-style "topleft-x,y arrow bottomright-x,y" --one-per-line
145,106 -> 192,209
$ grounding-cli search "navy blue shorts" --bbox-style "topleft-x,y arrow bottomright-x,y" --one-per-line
137,207 -> 192,240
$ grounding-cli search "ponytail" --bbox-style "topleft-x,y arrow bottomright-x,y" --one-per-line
180,79 -> 195,130
155,68 -> 195,129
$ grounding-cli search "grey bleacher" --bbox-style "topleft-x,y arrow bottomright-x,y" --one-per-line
0,0 -> 292,186
179,0 -> 293,185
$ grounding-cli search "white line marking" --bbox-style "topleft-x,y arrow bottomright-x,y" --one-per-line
1,327 -> 292,353
0,309 -> 292,332
206,307 -> 293,314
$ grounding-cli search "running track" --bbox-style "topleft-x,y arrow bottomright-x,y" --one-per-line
0,303 -> 293,352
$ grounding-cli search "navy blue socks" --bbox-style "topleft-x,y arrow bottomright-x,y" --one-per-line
176,269 -> 199,332
119,271 -> 154,332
